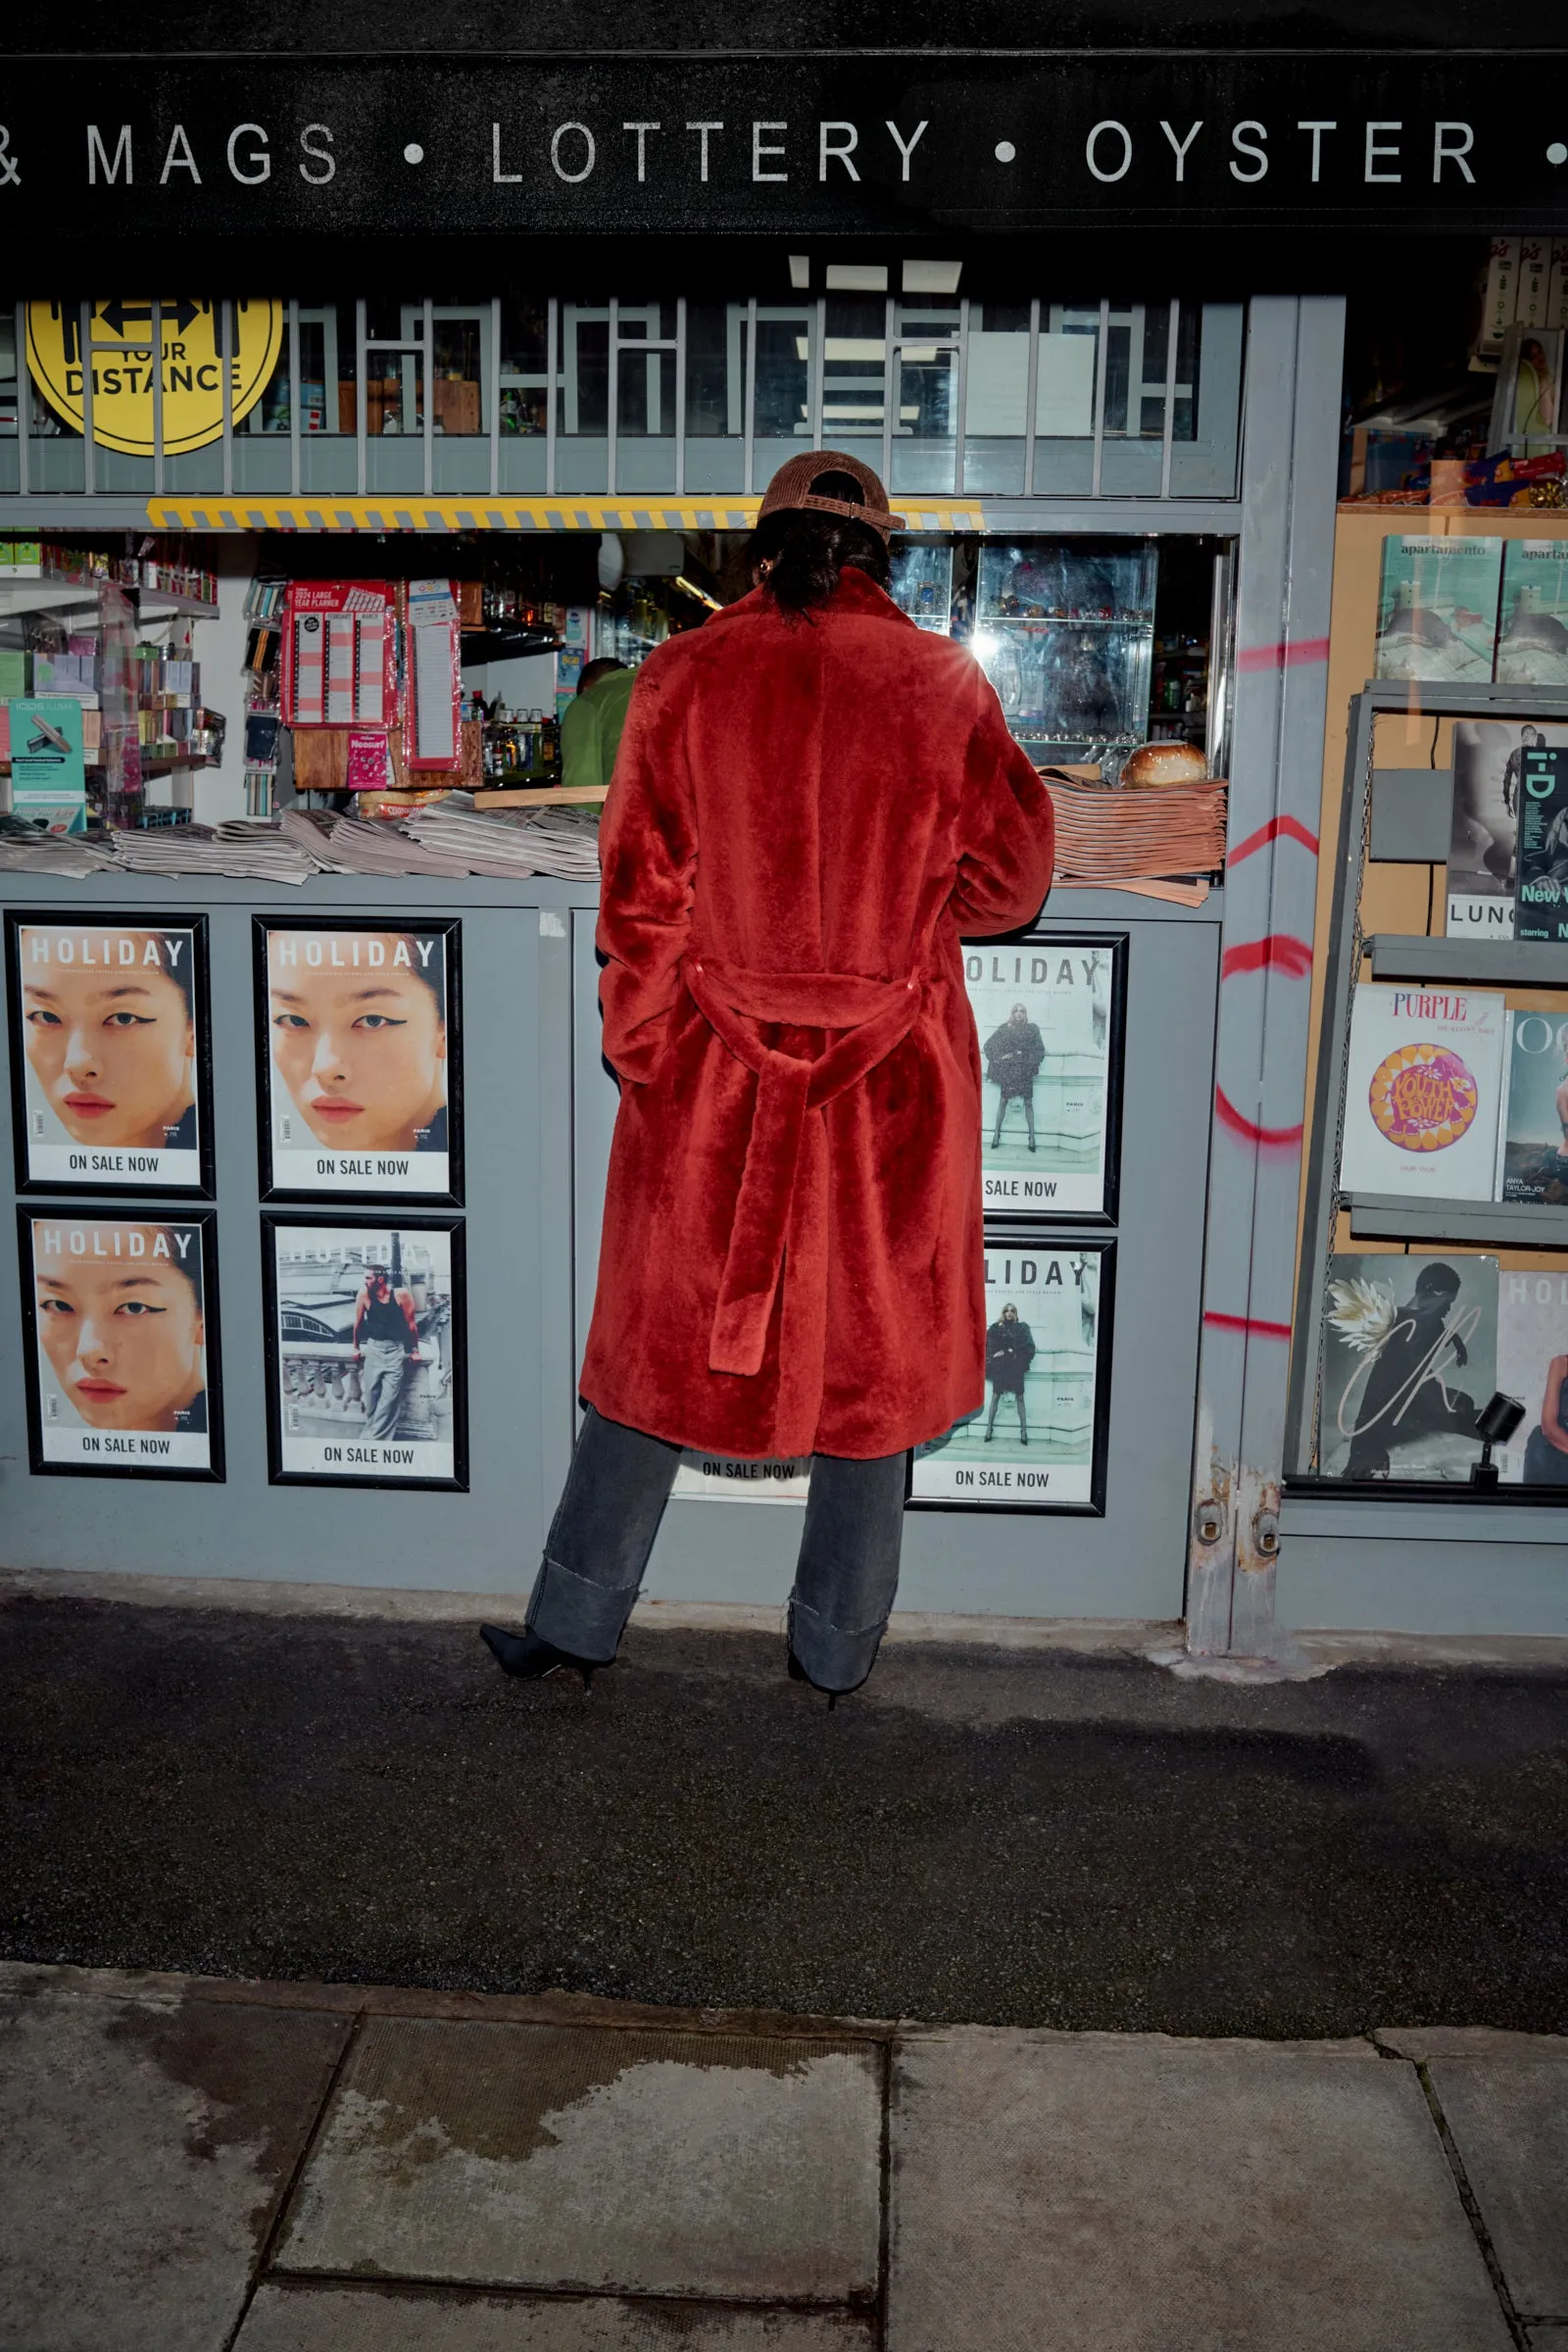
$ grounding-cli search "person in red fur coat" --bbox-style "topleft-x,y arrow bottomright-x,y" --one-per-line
482,455 -> 1053,1700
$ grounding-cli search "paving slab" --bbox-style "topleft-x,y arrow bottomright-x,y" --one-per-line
888,2030 -> 1512,2352
1377,2028 -> 1568,2060
235,2282 -> 872,2349
274,2018 -> 881,2302
1426,2057 -> 1568,2318
0,1989 -> 349,2352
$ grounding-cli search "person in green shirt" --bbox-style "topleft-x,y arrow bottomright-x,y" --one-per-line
561,657 -> 636,792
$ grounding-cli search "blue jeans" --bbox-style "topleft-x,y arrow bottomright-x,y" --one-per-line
526,1406 -> 908,1690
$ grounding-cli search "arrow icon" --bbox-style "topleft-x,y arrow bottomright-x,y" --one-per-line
96,297 -> 204,341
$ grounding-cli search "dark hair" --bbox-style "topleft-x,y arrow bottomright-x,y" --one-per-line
746,469 -> 892,618
577,657 -> 628,696
150,933 -> 195,1018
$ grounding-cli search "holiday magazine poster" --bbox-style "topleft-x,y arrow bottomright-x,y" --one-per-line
6,912 -> 211,1194
965,936 -> 1122,1220
255,919 -> 461,1200
19,1207 -> 221,1478
910,1236 -> 1113,1510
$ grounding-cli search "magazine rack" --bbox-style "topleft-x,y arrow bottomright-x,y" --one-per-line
1285,679 -> 1568,1490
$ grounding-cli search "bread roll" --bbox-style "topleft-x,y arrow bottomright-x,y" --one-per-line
1119,739 -> 1209,790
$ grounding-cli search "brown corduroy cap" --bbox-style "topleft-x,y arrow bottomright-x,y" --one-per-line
757,449 -> 906,537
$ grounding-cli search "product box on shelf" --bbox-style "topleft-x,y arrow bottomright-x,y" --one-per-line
1375,537 -> 1503,684
281,581 -> 397,731
1320,1251 -> 1498,1481
1495,1268 -> 1568,1485
1495,543 -> 1568,684
1516,740 -> 1568,942
1340,982 -> 1507,1201
1494,1009 -> 1568,1203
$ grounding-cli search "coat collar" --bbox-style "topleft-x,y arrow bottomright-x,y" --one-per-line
717,567 -> 915,630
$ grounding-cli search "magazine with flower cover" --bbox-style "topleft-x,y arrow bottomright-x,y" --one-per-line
1339,983 -> 1506,1202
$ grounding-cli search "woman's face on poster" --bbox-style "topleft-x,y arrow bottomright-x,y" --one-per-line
21,930 -> 195,1149
268,933 -> 447,1152
34,1229 -> 204,1432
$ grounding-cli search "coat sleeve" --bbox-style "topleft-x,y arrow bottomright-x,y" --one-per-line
949,675 -> 1054,937
595,652 -> 699,1085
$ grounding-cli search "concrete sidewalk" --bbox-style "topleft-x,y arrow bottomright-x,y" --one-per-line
2,1964 -> 1564,2350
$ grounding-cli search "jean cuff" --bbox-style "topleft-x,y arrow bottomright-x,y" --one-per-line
527,1553 -> 641,1664
787,1592 -> 889,1694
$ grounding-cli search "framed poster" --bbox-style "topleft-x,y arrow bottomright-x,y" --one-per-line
909,1233 -> 1114,1513
964,932 -> 1125,1221
254,918 -> 462,1202
6,911 -> 213,1196
17,1205 -> 222,1480
262,1213 -> 467,1490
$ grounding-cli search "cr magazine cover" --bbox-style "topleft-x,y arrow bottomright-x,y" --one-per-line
264,1216 -> 466,1489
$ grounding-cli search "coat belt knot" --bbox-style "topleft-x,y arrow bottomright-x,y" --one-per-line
685,955 -> 923,1377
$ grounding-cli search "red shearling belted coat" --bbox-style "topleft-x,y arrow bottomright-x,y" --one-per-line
577,566 -> 1055,1461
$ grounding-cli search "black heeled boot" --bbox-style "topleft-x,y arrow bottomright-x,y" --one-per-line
786,1642 -> 871,1711
479,1622 -> 599,1690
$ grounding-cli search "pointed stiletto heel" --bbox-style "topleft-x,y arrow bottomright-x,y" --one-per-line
787,1643 -> 859,1710
480,1622 -> 598,1690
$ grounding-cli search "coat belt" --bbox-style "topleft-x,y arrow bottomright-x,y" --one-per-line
685,955 -> 923,1378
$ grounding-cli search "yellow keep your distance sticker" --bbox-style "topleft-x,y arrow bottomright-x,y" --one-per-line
26,299 -> 283,457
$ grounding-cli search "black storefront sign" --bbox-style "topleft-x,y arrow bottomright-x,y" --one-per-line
0,55 -> 1566,238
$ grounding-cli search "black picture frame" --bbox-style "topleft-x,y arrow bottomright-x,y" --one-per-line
962,927 -> 1128,1225
5,908 -> 216,1199
16,1202 -> 225,1482
906,1230 -> 1116,1516
252,915 -> 465,1205
261,1210 -> 468,1492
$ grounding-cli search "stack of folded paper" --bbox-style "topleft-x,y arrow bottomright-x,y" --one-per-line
1041,772 -> 1228,885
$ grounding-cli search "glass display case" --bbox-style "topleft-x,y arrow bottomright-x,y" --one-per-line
972,541 -> 1157,767
889,542 -> 955,632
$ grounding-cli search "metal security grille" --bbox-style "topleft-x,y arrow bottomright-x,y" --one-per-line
0,294 -> 1243,511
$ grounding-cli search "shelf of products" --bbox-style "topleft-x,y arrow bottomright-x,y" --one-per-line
1288,680 -> 1568,1495
1347,1194 -> 1568,1246
1368,934 -> 1568,987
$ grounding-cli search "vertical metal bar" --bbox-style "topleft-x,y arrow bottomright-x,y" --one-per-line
355,298 -> 368,497
422,297 -> 434,497
810,295 -> 826,448
1159,298 -> 1179,501
607,295 -> 618,495
1285,687 -> 1374,1478
289,300 -> 303,497
954,296 -> 969,497
1022,297 -> 1040,497
220,301 -> 233,497
79,301 -> 95,498
1184,294 -> 1346,1657
881,293 -> 895,489
674,295 -> 687,496
1090,296 -> 1110,499
16,301 -> 30,500
742,295 -> 757,494
489,294 -> 501,498
546,298 -> 558,497
151,299 -> 165,496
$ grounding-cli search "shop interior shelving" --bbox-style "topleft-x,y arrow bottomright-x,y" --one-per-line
1286,677 -> 1568,1494
0,572 -> 221,799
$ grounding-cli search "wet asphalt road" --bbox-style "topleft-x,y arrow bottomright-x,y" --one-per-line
2,1593 -> 1566,2035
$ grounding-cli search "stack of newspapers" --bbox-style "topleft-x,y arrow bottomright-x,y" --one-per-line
404,793 -> 602,879
0,825 -> 120,877
109,821 -> 325,884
